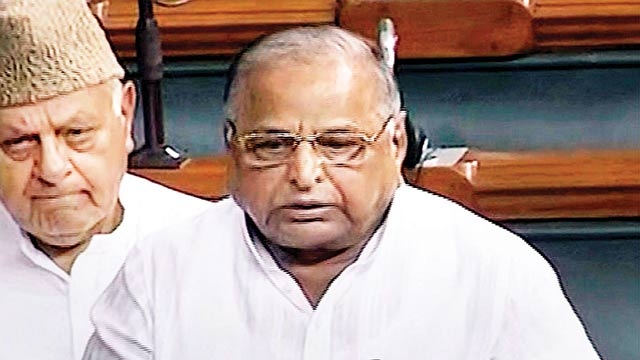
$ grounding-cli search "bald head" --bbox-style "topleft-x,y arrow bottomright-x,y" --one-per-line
224,26 -> 401,123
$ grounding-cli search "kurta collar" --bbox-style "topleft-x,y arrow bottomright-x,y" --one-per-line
237,185 -> 405,311
241,200 -> 392,275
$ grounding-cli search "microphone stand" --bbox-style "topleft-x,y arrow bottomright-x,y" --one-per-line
128,0 -> 186,168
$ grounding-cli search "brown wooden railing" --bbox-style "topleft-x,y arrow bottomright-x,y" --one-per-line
101,0 -> 640,59
103,0 -> 337,58
531,0 -> 640,50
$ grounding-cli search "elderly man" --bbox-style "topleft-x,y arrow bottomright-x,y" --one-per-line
0,1 -> 210,359
84,26 -> 599,359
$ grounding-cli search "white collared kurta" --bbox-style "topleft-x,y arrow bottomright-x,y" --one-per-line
84,184 -> 600,360
0,173 -> 211,360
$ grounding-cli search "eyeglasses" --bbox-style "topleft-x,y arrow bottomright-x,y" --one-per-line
227,116 -> 394,166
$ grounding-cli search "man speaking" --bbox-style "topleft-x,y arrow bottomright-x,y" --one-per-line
85,25 -> 599,359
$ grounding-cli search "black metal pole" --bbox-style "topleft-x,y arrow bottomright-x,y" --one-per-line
128,0 -> 186,168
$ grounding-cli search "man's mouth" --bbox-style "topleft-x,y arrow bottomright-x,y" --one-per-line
31,190 -> 86,199
280,203 -> 333,222
31,192 -> 86,206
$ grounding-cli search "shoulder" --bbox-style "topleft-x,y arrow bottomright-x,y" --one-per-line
129,196 -> 243,262
387,185 -> 559,312
391,184 -> 512,237
151,197 -> 241,239
118,197 -> 244,293
119,173 -> 213,231
389,184 -> 545,268
120,173 -> 211,209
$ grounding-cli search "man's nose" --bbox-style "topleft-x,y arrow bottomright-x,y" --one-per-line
287,141 -> 325,190
34,138 -> 71,184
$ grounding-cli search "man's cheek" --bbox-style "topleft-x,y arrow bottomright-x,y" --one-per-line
0,166 -> 27,199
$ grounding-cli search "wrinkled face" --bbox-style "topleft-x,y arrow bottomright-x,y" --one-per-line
0,81 -> 136,247
229,59 -> 407,251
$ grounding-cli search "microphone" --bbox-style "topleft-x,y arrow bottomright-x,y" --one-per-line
376,18 -> 430,170
128,0 -> 187,168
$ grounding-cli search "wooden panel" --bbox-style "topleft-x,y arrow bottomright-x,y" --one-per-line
404,166 -> 479,211
104,0 -> 337,58
130,149 -> 640,221
476,189 -> 639,220
415,149 -> 640,220
531,0 -> 640,49
338,0 -> 640,59
100,0 -> 640,59
454,150 -> 640,191
339,0 -> 535,58
130,156 -> 230,200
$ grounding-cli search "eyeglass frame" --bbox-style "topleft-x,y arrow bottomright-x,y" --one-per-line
225,115 -> 396,166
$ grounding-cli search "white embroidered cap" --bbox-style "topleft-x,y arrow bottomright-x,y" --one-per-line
0,0 -> 124,107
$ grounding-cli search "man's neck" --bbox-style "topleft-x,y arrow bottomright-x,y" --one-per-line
248,214 -> 386,308
298,249 -> 370,308
264,239 -> 368,308
30,236 -> 91,274
29,201 -> 124,274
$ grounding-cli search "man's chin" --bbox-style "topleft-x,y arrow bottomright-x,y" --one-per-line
272,221 -> 348,249
23,212 -> 106,248
30,229 -> 90,249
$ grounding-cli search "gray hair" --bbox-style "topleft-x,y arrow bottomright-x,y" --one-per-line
224,25 -> 401,122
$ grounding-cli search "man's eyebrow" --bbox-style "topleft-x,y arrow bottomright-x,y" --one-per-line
62,111 -> 100,126
321,126 -> 362,133
0,112 -> 101,138
314,122 -> 369,134
0,123 -> 34,138
244,126 -> 292,134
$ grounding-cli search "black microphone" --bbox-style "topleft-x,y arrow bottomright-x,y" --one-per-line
128,0 -> 187,168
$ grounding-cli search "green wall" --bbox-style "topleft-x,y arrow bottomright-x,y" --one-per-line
132,50 -> 640,156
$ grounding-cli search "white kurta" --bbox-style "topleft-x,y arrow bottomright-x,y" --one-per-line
84,185 -> 600,360
0,174 -> 211,360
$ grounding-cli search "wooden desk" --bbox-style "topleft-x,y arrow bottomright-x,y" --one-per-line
130,149 -> 640,221
130,156 -> 231,200
410,149 -> 640,220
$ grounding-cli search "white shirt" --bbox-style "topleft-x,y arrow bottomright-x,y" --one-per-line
84,185 -> 600,360
0,173 -> 211,360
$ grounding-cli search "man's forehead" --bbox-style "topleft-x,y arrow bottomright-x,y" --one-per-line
248,55 -> 368,81
245,57 -> 375,98
0,86 -> 108,128
237,62 -> 382,127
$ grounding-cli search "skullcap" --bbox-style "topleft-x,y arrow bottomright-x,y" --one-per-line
0,0 -> 124,107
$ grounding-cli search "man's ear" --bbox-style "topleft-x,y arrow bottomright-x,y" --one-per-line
120,81 -> 137,154
224,120 -> 235,150
392,110 -> 408,169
